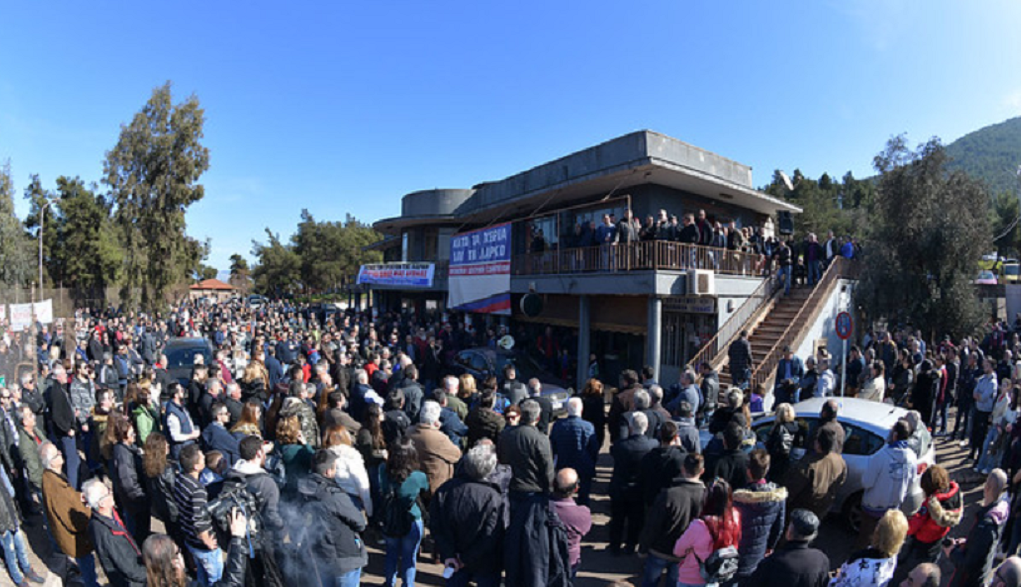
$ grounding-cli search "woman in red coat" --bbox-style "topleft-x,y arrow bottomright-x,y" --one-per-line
899,465 -> 962,578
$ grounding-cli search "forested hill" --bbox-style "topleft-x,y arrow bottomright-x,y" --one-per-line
946,116 -> 1021,195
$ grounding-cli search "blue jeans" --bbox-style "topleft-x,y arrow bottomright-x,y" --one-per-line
60,435 -> 81,490
779,265 -> 791,294
808,260 -> 821,285
384,518 -> 423,587
331,568 -> 362,587
978,427 -> 1002,472
76,553 -> 98,587
448,568 -> 501,587
0,529 -> 32,584
186,543 -> 224,587
642,552 -> 679,587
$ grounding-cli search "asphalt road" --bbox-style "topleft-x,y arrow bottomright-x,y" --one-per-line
14,406 -> 995,586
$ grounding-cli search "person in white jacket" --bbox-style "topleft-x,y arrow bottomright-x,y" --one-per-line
856,420 -> 918,550
323,425 -> 373,518
830,509 -> 908,587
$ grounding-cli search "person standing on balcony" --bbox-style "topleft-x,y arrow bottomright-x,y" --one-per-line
775,239 -> 793,294
678,214 -> 699,245
805,233 -> 824,286
728,331 -> 753,389
696,209 -> 713,246
616,210 -> 639,247
596,214 -> 616,269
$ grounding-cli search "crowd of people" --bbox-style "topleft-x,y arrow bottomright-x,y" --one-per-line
0,297 -> 1019,587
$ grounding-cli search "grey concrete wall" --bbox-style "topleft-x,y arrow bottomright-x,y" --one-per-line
645,131 -> 753,188
402,189 -> 474,217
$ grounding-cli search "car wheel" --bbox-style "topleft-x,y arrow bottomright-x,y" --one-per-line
843,491 -> 864,533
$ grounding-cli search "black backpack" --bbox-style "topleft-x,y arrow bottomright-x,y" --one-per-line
206,478 -> 261,555
377,481 -> 414,537
768,423 -> 794,456
697,545 -> 740,583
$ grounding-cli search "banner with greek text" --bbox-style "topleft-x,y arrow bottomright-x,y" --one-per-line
356,263 -> 435,288
449,223 -> 511,314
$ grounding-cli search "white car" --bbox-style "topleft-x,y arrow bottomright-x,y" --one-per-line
750,397 -> 935,531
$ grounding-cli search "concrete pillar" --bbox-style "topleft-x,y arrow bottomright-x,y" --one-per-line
576,295 -> 591,389
646,296 -> 662,382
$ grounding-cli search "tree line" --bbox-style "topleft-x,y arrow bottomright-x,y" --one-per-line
0,81 -> 382,311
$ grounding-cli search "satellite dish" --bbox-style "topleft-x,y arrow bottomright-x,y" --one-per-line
779,171 -> 795,192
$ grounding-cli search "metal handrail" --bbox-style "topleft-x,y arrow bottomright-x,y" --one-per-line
749,258 -> 854,388
511,240 -> 767,276
689,273 -> 780,372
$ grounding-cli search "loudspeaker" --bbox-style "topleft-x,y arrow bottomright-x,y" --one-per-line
520,294 -> 543,317
778,211 -> 794,235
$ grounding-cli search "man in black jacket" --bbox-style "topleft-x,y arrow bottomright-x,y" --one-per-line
430,444 -> 505,587
608,412 -> 657,556
639,453 -> 705,587
728,331 -> 753,389
748,508 -> 830,587
704,422 -> 750,491
296,450 -> 367,586
83,478 -> 146,587
502,365 -> 528,406
48,364 -> 82,489
498,400 -> 554,500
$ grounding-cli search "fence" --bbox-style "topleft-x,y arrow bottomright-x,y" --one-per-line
688,272 -> 780,372
512,240 -> 767,276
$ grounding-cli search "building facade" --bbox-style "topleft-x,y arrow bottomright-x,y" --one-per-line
363,130 -> 800,387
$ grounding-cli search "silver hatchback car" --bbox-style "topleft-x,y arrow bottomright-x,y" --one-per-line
751,397 -> 936,531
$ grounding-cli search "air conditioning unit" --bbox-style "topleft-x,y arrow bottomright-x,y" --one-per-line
688,269 -> 717,296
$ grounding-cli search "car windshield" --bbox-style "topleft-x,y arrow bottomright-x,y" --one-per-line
166,346 -> 211,368
1007,266 -> 1019,276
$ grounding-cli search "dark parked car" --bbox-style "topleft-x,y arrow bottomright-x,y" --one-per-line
448,348 -> 570,415
165,337 -> 214,387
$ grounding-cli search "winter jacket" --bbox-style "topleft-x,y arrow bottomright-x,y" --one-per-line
225,460 -> 284,537
498,424 -> 554,495
504,493 -> 572,587
42,469 -> 93,558
429,475 -> 506,576
145,463 -> 179,525
17,423 -> 46,492
409,423 -> 462,497
87,511 -> 146,587
551,497 -> 592,568
201,422 -> 242,466
786,451 -> 848,520
748,540 -> 831,587
549,415 -> 599,478
907,481 -> 963,545
639,477 -> 705,559
672,518 -> 720,585
861,441 -> 917,514
49,380 -> 76,437
609,433 -> 658,501
327,444 -> 373,517
111,443 -> 147,515
295,473 -> 368,576
69,377 -> 96,426
705,448 -> 751,492
639,445 -> 686,504
733,481 -> 788,578
503,379 -> 529,406
949,497 -> 1010,587
131,403 -> 159,445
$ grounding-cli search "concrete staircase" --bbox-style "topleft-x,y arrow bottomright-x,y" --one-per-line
720,286 -> 815,387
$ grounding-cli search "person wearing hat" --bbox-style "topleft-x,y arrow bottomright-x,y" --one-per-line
747,508 -> 830,586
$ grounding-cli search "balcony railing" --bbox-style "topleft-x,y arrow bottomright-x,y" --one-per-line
511,241 -> 767,276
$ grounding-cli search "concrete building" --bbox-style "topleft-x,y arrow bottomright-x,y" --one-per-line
364,130 -> 801,386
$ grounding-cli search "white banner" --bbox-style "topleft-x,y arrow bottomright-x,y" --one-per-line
0,304 -> 5,323
8,300 -> 54,331
10,304 -> 32,332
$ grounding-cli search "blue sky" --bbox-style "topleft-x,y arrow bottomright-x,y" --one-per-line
2,0 -> 1020,270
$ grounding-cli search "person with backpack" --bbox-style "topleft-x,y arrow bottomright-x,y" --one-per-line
672,477 -> 742,587
295,449 -> 368,587
220,436 -> 285,587
379,437 -> 429,587
766,403 -> 799,483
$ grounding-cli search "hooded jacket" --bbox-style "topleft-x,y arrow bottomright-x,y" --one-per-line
296,473 -> 368,576
907,481 -> 963,544
733,481 -> 788,578
862,440 -> 918,513
225,459 -> 284,536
